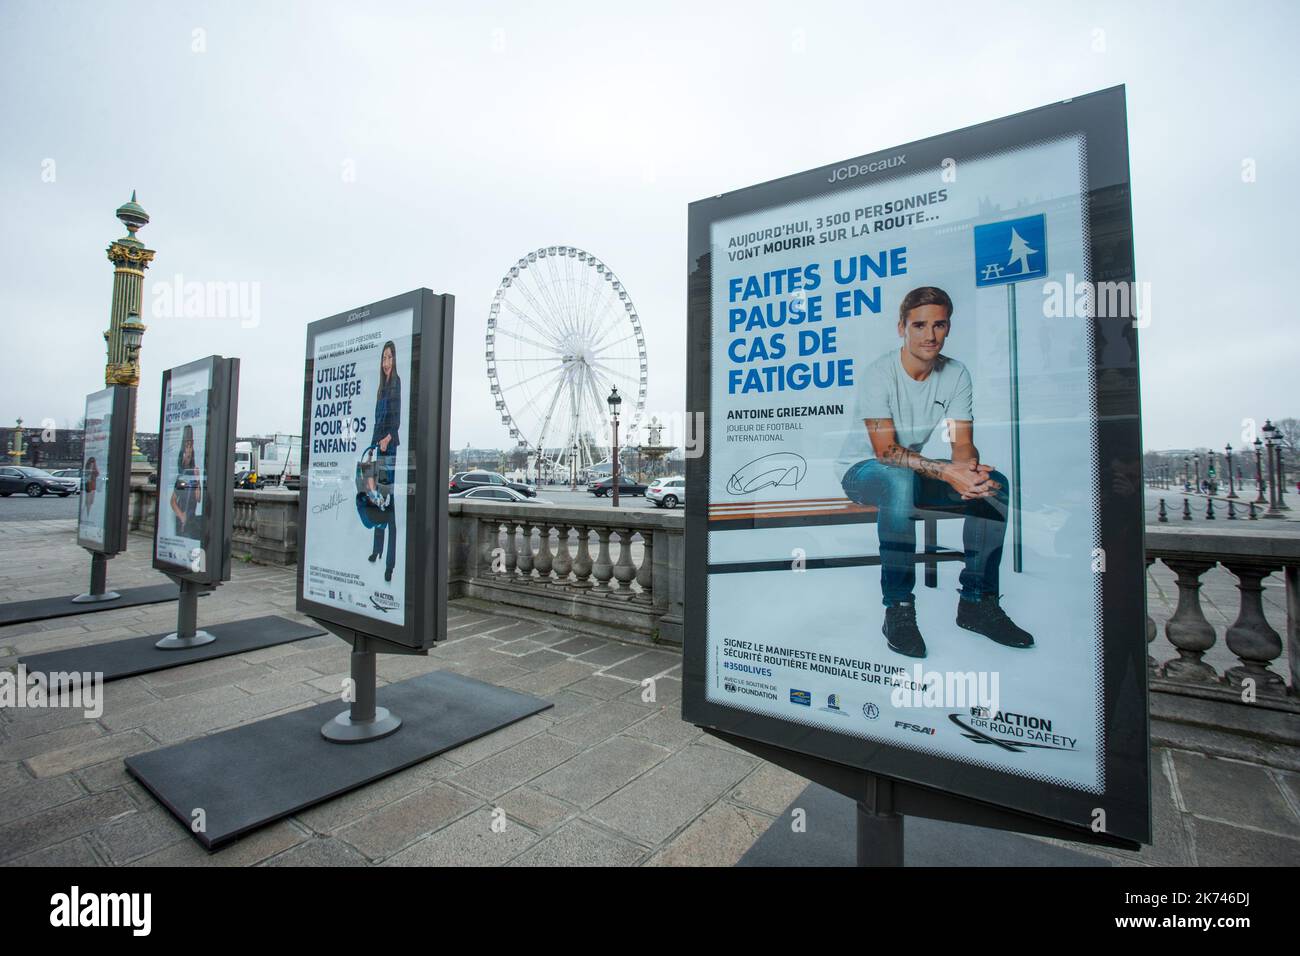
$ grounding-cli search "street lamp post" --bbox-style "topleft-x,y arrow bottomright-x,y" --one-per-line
1183,456 -> 1190,491
1275,435 -> 1290,511
1193,454 -> 1201,493
1262,421 -> 1284,519
570,441 -> 578,491
103,192 -> 154,471
607,386 -> 622,508
1254,438 -> 1266,503
1224,443 -> 1237,498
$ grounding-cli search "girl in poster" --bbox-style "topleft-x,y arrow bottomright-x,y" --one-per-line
366,340 -> 401,583
170,424 -> 205,541
82,456 -> 100,514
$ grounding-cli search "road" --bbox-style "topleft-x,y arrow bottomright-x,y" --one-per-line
0,490 -> 80,522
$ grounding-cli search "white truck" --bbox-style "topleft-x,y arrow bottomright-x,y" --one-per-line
234,434 -> 301,489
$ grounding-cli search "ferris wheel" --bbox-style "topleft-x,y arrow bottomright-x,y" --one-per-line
486,246 -> 647,479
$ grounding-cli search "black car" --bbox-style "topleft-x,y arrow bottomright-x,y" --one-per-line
0,466 -> 78,497
587,475 -> 648,497
448,470 -> 537,497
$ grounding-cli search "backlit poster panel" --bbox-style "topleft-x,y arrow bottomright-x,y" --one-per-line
297,288 -> 454,651
77,389 -> 114,549
301,307 -> 414,625
155,362 -> 213,572
684,87 -> 1149,844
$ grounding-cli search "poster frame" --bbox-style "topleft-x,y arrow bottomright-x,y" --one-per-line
295,288 -> 455,651
682,86 -> 1150,846
151,355 -> 239,586
77,384 -> 136,555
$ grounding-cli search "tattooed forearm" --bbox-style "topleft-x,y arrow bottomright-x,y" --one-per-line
880,443 -> 947,480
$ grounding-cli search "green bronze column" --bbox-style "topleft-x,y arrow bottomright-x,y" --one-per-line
103,191 -> 154,386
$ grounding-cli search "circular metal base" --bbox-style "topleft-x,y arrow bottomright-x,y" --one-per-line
155,630 -> 217,650
71,590 -> 121,604
321,707 -> 402,743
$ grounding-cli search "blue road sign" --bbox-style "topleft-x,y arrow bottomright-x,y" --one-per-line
973,214 -> 1048,287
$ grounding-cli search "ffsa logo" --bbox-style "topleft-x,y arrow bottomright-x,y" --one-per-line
49,886 -> 151,936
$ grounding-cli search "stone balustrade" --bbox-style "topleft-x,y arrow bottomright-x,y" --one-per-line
1146,525 -> 1298,702
447,499 -> 684,646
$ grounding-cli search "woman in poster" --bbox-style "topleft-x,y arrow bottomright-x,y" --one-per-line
82,456 -> 100,513
366,340 -> 401,583
170,424 -> 205,540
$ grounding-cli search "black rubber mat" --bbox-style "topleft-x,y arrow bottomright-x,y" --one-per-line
18,615 -> 323,683
126,669 -> 552,849
0,583 -> 179,627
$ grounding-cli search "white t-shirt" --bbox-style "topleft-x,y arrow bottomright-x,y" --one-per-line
836,349 -> 974,474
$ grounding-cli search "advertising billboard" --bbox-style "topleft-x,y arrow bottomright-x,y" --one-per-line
152,355 -> 240,584
297,289 -> 454,649
76,386 -> 135,554
683,87 -> 1149,845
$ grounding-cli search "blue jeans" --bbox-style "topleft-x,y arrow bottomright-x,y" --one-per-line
841,459 -> 1009,607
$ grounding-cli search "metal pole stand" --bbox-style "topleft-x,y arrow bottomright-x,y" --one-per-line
72,552 -> 121,604
322,634 -> 402,743
1006,283 -> 1023,573
856,775 -> 904,866
155,579 -> 216,649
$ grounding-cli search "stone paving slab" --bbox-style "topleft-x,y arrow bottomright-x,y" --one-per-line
1,519 -> 1297,866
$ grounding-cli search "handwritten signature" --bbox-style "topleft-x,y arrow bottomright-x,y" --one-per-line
726,453 -> 807,495
312,488 -> 346,518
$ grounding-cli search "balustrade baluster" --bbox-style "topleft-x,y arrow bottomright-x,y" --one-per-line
633,531 -> 654,604
535,522 -> 554,583
592,528 -> 614,592
612,529 -> 636,597
572,525 -> 594,588
517,521 -> 535,584
1160,558 -> 1221,683
1222,562 -> 1286,694
552,523 -> 573,586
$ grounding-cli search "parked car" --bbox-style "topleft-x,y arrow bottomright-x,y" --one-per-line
0,466 -> 78,497
448,470 -> 537,497
50,468 -> 83,493
647,476 -> 685,508
450,486 -> 550,504
587,475 -> 648,497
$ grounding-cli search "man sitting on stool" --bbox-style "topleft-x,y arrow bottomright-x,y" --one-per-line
838,286 -> 1034,658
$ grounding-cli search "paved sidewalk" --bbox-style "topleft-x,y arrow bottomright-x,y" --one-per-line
1,520 -> 1297,866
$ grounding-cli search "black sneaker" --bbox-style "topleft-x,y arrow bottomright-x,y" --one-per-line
883,602 -> 926,658
956,595 -> 1034,648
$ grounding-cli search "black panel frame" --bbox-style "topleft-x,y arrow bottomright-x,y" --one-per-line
151,355 -> 240,586
77,384 -> 136,555
295,288 -> 455,651
683,86 -> 1149,846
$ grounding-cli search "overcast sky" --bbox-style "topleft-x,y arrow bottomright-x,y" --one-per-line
1,0 -> 1294,453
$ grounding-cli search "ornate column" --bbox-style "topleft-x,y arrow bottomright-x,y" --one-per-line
103,193 -> 155,468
